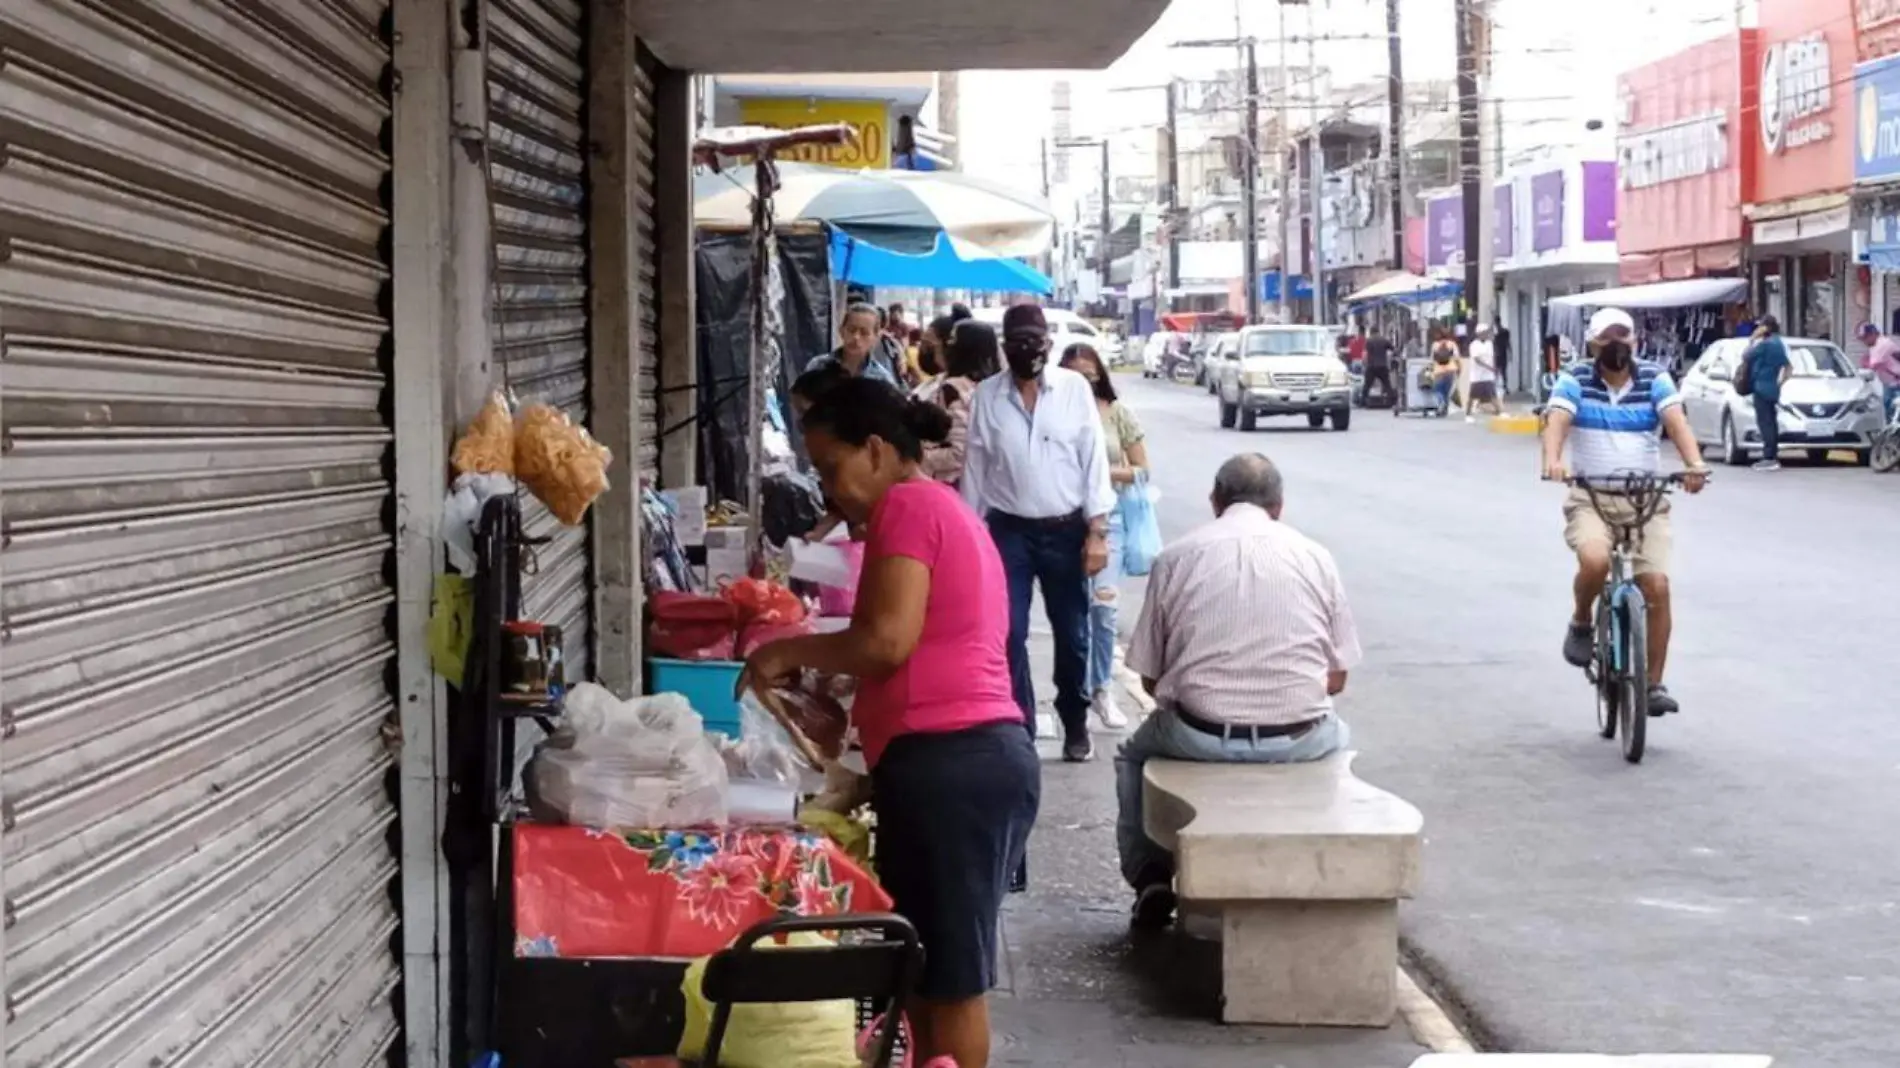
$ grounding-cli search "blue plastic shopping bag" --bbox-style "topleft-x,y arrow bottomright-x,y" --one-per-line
1119,473 -> 1162,577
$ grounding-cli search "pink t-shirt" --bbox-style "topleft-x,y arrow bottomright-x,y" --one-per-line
853,479 -> 1020,767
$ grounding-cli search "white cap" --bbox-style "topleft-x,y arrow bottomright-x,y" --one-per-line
1587,307 -> 1635,340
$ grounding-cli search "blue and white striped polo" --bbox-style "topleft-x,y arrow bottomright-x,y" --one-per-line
1546,360 -> 1682,478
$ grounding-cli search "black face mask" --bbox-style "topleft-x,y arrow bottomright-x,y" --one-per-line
1004,339 -> 1047,380
1596,341 -> 1632,373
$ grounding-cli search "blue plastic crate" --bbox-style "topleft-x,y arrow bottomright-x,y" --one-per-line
648,657 -> 744,737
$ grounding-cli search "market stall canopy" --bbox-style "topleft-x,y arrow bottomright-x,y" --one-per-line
696,163 -> 1055,257
636,0 -> 1169,73
1343,272 -> 1462,306
1546,278 -> 1747,310
829,229 -> 1051,294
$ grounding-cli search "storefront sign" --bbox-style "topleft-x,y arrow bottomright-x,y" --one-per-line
1857,0 -> 1900,61
1857,53 -> 1900,181
1427,195 -> 1463,268
1762,31 -> 1836,153
1530,170 -> 1565,251
1618,111 -> 1730,189
1753,204 -> 1852,244
1582,161 -> 1618,242
736,97 -> 891,169
1494,183 -> 1515,258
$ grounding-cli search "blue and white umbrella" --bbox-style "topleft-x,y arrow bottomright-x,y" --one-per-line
694,162 -> 1055,257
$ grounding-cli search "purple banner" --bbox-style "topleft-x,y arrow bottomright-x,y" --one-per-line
1530,170 -> 1565,253
1582,160 -> 1617,244
1494,183 -> 1515,258
1427,196 -> 1463,268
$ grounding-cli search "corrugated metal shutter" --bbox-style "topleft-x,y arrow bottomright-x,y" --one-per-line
0,2 -> 399,1066
632,49 -> 660,484
486,0 -> 593,684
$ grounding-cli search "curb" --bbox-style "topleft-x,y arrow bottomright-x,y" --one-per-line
1398,968 -> 1477,1053
1488,413 -> 1541,435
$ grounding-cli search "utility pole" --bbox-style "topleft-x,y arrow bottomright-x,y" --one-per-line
1166,79 -> 1181,293
1275,6 -> 1291,322
1473,0 -> 1496,334
1099,139 -> 1113,281
1306,0 -> 1324,324
1454,0 -> 1482,330
1385,0 -> 1406,271
1242,39 -> 1262,324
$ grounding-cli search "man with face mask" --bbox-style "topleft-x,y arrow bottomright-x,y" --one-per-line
1541,307 -> 1708,715
962,304 -> 1117,764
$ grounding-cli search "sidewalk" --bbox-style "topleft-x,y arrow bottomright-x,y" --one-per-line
988,632 -> 1432,1068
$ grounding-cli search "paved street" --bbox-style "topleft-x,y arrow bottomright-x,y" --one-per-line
1107,372 -> 1900,1067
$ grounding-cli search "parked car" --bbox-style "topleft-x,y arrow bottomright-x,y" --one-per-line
1679,336 -> 1886,465
1211,324 -> 1354,431
1203,332 -> 1238,392
1141,331 -> 1186,377
972,306 -> 1121,365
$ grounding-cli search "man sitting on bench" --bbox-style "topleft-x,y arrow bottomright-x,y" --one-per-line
1116,452 -> 1363,929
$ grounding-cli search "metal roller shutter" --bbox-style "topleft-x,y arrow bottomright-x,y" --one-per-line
632,49 -> 660,484
485,0 -> 593,684
0,2 -> 399,1066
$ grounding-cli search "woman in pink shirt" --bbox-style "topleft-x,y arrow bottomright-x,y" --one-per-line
739,377 -> 1039,1068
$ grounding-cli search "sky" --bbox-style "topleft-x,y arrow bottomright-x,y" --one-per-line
957,0 -> 1760,203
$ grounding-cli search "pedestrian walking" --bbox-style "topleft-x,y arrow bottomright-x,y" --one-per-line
1058,341 -> 1150,732
1430,329 -> 1460,416
1362,329 -> 1396,405
807,302 -> 902,386
962,304 -> 1117,763
1742,315 -> 1792,471
918,319 -> 1001,488
1465,323 -> 1503,422
1860,321 -> 1900,416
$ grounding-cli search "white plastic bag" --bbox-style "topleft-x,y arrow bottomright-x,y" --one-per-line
526,684 -> 729,827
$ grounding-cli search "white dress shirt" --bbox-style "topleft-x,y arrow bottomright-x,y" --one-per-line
960,365 -> 1117,521
1126,504 -> 1362,727
1468,339 -> 1498,383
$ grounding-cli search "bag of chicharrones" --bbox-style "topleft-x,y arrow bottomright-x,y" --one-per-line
451,390 -> 517,477
514,402 -> 612,525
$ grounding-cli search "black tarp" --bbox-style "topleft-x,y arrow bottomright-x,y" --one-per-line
692,228 -> 832,504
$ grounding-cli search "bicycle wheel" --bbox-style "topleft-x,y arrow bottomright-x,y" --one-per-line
1593,600 -> 1617,740
1616,591 -> 1649,764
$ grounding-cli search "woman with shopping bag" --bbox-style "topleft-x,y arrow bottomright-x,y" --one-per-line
1059,343 -> 1153,732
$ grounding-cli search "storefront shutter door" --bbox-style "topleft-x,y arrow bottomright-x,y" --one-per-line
633,49 -> 661,484
486,0 -> 594,686
0,3 -> 400,1065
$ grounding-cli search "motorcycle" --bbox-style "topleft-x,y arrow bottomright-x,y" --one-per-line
1162,347 -> 1198,383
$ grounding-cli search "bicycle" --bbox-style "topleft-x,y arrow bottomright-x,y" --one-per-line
1561,471 -> 1696,764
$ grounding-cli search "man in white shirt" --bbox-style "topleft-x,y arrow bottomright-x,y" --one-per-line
1465,323 -> 1502,422
1118,453 -> 1361,928
963,304 -> 1118,762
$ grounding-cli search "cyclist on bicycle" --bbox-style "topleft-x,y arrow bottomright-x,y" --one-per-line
1541,307 -> 1709,715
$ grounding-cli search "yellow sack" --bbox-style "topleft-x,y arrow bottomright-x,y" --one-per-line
677,931 -> 860,1068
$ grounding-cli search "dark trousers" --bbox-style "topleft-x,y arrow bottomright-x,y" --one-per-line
1753,392 -> 1781,462
987,511 -> 1092,741
1363,365 -> 1393,402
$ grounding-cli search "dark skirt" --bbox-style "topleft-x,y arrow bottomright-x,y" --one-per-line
871,720 -> 1041,1000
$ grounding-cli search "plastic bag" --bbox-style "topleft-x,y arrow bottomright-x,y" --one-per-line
515,402 -> 612,525
721,577 -> 806,627
648,590 -> 740,661
677,932 -> 859,1068
1119,472 -> 1163,578
440,472 -> 520,574
524,685 -> 728,828
761,470 -> 827,544
451,390 -> 516,476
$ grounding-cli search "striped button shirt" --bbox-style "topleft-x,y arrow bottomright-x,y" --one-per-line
1546,360 -> 1682,478
1125,504 -> 1362,727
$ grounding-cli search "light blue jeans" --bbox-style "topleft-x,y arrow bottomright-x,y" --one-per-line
1114,707 -> 1350,888
1087,507 -> 1125,695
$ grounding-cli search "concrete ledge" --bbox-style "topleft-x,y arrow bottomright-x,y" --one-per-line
1411,1058 -> 1773,1067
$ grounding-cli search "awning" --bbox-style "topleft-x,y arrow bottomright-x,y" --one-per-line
1343,271 -> 1462,306
829,228 -> 1051,294
1547,277 -> 1746,310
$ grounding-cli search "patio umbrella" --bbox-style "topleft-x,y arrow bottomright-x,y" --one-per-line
695,163 -> 1055,257
828,229 -> 1051,294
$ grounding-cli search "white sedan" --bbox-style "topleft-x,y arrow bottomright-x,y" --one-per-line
1678,336 -> 1886,465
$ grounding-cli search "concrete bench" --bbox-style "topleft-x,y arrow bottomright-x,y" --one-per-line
1411,1058 -> 1773,1067
1142,751 -> 1423,1027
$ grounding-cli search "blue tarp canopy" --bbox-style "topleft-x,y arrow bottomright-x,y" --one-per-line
829,228 -> 1052,294
1259,271 -> 1313,302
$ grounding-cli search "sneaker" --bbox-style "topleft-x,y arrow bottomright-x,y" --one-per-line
1562,621 -> 1595,668
1647,684 -> 1679,716
1092,688 -> 1130,730
1131,881 -> 1178,930
1465,415 -> 1476,424
1753,459 -> 1782,471
1062,731 -> 1094,763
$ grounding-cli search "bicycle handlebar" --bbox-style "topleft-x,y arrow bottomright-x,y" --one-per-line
1558,471 -> 1701,491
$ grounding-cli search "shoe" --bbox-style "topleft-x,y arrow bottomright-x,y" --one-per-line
1647,684 -> 1679,716
1092,688 -> 1130,730
1562,621 -> 1595,668
1062,731 -> 1094,763
1009,857 -> 1028,894
1465,415 -> 1476,424
1131,881 -> 1178,930
1753,459 -> 1781,471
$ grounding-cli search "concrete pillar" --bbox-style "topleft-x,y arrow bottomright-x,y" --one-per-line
389,0 -> 456,1060
587,0 -> 645,698
656,65 -> 700,492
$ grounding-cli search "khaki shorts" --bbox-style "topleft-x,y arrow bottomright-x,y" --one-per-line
1562,486 -> 1672,576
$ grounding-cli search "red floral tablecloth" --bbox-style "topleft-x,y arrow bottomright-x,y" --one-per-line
513,824 -> 890,959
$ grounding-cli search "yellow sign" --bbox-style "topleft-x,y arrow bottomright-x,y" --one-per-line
737,97 -> 890,170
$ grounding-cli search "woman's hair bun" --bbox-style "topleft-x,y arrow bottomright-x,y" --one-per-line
902,396 -> 953,445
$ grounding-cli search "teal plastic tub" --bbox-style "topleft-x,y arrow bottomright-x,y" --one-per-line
647,657 -> 744,737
